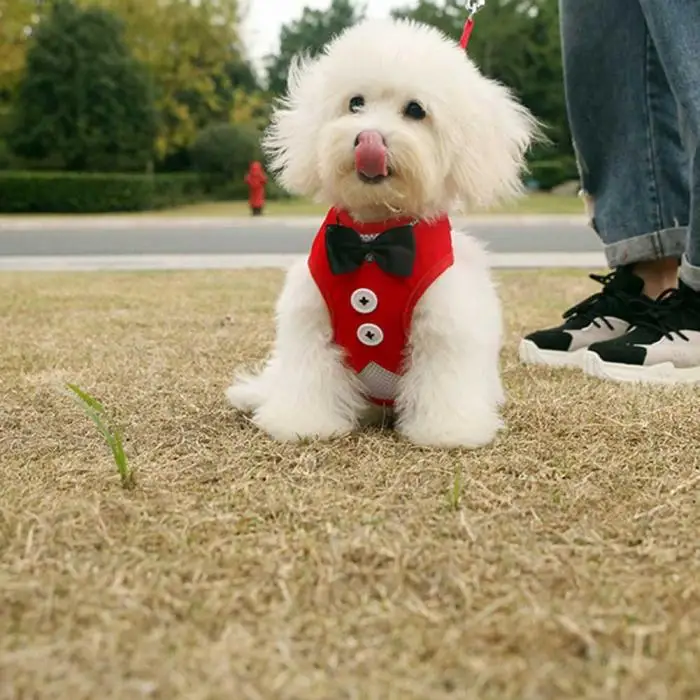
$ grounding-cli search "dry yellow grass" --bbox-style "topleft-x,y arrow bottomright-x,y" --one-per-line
1,269 -> 700,700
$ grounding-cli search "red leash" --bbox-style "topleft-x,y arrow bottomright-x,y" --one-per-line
459,0 -> 485,50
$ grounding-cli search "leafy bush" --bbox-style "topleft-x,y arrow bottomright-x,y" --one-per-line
0,140 -> 11,170
152,174 -> 204,208
0,104 -> 12,170
0,172 -> 202,213
527,155 -> 579,191
8,0 -> 156,172
190,122 -> 263,191
212,177 -> 292,201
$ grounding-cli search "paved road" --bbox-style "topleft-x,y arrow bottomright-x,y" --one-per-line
0,215 -> 600,257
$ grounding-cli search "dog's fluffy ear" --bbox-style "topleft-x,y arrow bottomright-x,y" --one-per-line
446,75 -> 540,210
262,53 -> 325,198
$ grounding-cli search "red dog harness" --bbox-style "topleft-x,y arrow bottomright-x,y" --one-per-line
308,207 -> 454,405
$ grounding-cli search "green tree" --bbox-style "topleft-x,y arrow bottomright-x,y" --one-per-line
0,0 -> 40,95
224,57 -> 261,95
265,0 -> 365,95
393,0 -> 576,188
9,0 -> 157,172
78,0 -> 249,160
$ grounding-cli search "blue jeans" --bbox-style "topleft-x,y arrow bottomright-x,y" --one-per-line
560,0 -> 700,290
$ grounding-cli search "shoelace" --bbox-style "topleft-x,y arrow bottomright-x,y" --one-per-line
562,272 -> 622,330
627,288 -> 696,341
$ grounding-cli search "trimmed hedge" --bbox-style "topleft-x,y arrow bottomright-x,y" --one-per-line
210,177 -> 292,202
0,171 -> 204,213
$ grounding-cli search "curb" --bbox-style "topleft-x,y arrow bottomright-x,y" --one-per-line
0,214 -> 589,231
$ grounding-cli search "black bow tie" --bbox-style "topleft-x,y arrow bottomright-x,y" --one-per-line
325,223 -> 416,277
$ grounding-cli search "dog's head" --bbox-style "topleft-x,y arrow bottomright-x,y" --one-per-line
264,18 -> 537,221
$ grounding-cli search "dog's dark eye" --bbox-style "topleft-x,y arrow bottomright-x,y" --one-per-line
403,100 -> 427,120
349,95 -> 365,113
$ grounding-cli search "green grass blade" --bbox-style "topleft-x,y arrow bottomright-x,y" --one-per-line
70,399 -> 112,444
66,383 -> 106,413
65,384 -> 134,489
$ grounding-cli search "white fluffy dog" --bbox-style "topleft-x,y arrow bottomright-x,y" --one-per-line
226,18 -> 535,448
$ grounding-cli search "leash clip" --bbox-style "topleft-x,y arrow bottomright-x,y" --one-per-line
464,0 -> 486,16
460,0 -> 486,50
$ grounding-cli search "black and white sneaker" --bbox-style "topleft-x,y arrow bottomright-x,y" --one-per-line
519,266 -> 645,368
583,281 -> 700,384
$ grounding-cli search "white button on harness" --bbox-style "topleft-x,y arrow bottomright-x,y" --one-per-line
357,323 -> 384,346
350,288 -> 378,314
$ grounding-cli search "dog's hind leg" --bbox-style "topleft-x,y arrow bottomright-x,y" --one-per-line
225,363 -> 274,413
226,259 -> 366,442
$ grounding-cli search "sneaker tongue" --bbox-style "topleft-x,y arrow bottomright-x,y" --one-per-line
607,266 -> 645,295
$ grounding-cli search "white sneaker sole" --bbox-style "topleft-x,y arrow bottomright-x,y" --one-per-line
518,339 -> 586,369
583,351 -> 700,385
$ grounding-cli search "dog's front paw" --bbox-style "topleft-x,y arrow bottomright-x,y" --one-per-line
398,409 -> 503,449
253,402 -> 354,442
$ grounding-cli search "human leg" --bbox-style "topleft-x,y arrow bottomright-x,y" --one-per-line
583,0 -> 700,384
635,0 -> 700,291
568,0 -> 689,275
520,0 -> 690,368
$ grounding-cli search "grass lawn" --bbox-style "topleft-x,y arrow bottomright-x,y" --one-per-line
151,192 -> 585,218
0,193 -> 584,220
2,269 -> 699,699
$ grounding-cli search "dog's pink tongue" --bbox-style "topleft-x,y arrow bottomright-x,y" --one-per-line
355,131 -> 388,178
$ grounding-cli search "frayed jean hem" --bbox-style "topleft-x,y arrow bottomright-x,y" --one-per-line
604,227 -> 687,267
